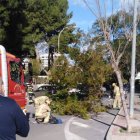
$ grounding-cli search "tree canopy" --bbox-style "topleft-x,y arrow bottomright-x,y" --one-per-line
0,0 -> 74,56
90,10 -> 140,82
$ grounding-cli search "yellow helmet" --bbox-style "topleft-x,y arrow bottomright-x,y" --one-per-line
112,83 -> 116,86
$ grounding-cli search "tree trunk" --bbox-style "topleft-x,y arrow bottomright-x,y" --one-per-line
115,70 -> 131,131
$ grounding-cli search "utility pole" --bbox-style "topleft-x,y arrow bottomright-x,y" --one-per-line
130,0 -> 138,118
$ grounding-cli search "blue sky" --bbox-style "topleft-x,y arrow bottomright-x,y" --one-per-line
68,0 -> 132,32
68,0 -> 96,32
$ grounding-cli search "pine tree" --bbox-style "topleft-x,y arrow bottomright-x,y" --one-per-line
0,0 -> 73,56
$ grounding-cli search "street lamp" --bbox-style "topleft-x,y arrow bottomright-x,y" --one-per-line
57,25 -> 75,53
57,27 -> 68,53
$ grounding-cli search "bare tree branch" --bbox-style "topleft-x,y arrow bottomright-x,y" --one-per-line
93,0 -> 131,130
116,40 -> 130,66
116,39 -> 124,58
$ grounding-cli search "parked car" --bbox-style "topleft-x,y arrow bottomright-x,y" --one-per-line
68,88 -> 80,94
34,85 -> 57,97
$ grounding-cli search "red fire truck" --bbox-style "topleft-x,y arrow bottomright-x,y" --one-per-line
0,45 -> 27,110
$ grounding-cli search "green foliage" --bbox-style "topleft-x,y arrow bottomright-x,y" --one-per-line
31,59 -> 41,75
50,94 -> 106,119
0,29 -> 6,41
51,95 -> 89,119
22,0 -> 73,55
50,55 -> 76,89
52,89 -> 68,100
0,0 -> 25,55
49,46 -> 111,118
0,0 -> 74,56
74,49 -> 112,94
85,95 -> 106,113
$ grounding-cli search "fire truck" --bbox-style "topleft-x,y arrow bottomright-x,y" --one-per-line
0,45 -> 27,110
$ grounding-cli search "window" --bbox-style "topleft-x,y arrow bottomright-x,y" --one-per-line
10,61 -> 21,84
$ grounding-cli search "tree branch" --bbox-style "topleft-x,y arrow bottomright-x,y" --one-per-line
116,40 -> 129,66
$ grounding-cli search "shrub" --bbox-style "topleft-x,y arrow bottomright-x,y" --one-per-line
85,95 -> 107,114
51,95 -> 89,119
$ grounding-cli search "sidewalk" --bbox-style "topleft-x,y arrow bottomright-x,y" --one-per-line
106,94 -> 140,140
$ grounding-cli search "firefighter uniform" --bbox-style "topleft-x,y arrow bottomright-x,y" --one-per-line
34,96 -> 51,123
112,83 -> 121,109
27,86 -> 34,104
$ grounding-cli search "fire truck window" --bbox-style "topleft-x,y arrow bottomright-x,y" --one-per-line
10,61 -> 21,83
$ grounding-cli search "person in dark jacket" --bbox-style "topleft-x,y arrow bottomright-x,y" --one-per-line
0,78 -> 29,140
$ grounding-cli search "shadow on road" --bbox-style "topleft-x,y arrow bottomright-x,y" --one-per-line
92,109 -> 119,140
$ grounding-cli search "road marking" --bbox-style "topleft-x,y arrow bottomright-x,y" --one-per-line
64,117 -> 86,140
72,121 -> 89,128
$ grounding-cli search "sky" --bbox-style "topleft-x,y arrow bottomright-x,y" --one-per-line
68,0 -> 133,32
68,0 -> 96,32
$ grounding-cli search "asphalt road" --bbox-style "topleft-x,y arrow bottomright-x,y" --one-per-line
16,103 -> 119,140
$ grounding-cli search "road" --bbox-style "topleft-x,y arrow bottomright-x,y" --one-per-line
16,103 -> 119,140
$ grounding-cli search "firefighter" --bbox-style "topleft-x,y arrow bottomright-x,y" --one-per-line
112,83 -> 121,109
27,85 -> 35,104
34,96 -> 51,123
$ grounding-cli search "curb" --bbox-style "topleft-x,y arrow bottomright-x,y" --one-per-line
106,108 -> 122,140
106,107 -> 140,140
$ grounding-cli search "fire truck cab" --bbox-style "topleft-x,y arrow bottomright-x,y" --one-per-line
0,45 -> 26,109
